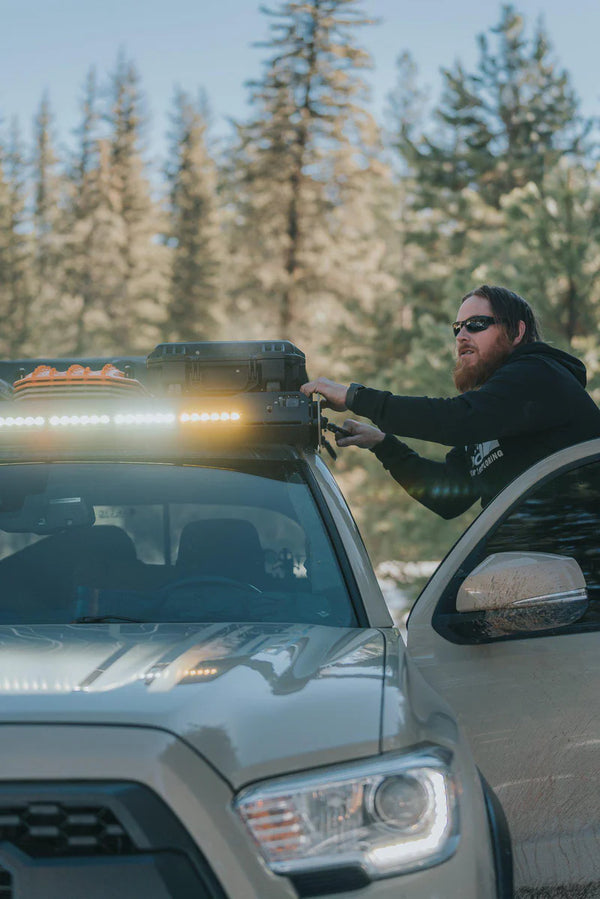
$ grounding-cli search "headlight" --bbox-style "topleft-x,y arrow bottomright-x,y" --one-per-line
234,745 -> 459,881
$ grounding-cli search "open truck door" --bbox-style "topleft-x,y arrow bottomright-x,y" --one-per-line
407,439 -> 600,897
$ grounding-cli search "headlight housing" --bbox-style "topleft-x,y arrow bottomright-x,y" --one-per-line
234,745 -> 459,881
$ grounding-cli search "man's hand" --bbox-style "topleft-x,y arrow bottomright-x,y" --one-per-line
335,419 -> 385,449
300,377 -> 349,412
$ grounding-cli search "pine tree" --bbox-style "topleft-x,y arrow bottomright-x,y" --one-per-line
401,5 -> 585,208
387,5 -> 590,338
165,88 -> 222,340
0,121 -> 34,356
29,93 -> 68,352
67,67 -> 102,353
105,53 -> 168,352
473,160 -> 600,350
62,68 -> 122,353
32,95 -> 62,275
385,51 -> 429,162
0,145 -> 14,356
226,0 -> 384,348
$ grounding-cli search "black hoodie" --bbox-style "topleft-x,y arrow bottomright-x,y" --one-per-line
349,342 -> 600,518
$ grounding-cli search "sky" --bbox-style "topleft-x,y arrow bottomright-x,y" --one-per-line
1,0 -> 599,167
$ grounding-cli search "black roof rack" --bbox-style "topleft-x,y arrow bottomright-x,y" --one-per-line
0,343 -> 322,452
0,341 -> 308,397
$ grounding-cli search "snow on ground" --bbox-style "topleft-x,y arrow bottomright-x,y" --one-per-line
375,560 -> 440,641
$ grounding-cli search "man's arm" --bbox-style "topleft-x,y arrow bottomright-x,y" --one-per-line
349,357 -> 571,446
301,359 -> 570,447
308,406 -> 478,519
373,436 -> 478,519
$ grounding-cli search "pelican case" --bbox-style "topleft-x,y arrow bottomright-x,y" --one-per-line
146,341 -> 308,395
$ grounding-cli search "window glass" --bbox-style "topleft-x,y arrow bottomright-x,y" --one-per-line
0,462 -> 356,627
474,459 -> 600,625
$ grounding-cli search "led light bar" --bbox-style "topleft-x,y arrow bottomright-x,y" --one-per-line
0,388 -> 317,452
0,410 -> 244,429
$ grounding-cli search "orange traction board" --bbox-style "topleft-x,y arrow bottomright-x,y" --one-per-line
13,364 -> 147,400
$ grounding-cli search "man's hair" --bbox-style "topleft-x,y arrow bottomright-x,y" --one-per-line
462,285 -> 542,344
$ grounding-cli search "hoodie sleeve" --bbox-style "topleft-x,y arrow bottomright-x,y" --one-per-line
372,435 -> 478,519
351,355 -> 573,446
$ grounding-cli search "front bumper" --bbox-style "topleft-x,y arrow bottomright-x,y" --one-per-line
0,725 -> 497,898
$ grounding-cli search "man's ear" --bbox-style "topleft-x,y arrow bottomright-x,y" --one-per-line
512,320 -> 526,346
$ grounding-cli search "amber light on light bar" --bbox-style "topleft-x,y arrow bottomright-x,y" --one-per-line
184,667 -> 219,677
179,412 -> 241,423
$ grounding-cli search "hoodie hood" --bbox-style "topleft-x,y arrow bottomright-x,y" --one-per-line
509,341 -> 587,387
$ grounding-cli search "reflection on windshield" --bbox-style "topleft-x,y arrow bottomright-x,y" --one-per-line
0,463 -> 355,628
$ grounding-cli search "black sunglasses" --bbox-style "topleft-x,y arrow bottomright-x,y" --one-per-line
452,315 -> 499,337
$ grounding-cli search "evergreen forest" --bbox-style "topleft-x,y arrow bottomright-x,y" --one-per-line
2,2 -> 599,589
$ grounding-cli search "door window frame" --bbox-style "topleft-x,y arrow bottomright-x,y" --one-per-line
411,446 -> 600,646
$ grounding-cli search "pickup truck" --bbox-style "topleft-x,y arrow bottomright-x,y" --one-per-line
0,340 -> 521,898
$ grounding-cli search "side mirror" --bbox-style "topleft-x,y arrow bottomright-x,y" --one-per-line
456,552 -> 588,636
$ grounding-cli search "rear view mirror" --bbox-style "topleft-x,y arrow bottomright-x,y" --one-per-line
457,552 -> 588,636
0,495 -> 95,534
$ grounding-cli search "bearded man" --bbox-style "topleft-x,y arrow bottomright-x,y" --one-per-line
301,285 -> 600,518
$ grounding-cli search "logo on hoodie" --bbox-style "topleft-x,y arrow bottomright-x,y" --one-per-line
469,440 -> 504,476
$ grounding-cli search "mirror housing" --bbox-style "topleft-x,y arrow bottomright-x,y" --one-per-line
0,494 -> 95,534
456,552 -> 588,636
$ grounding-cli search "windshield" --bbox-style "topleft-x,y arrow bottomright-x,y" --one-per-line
0,462 -> 356,627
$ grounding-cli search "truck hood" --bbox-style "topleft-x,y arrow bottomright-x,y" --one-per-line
0,622 -> 386,786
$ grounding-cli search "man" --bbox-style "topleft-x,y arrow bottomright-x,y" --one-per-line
301,285 -> 600,518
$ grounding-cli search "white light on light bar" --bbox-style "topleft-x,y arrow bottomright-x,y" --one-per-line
46,412 -> 175,427
0,409 -> 241,430
49,414 -> 111,427
0,678 -> 81,693
180,411 -> 241,423
0,416 -> 45,427
113,413 -> 176,425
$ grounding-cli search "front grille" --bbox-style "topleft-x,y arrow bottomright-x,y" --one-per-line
0,801 -> 134,858
0,866 -> 11,898
0,783 -> 227,899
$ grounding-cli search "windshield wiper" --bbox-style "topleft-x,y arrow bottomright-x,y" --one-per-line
72,615 -> 148,624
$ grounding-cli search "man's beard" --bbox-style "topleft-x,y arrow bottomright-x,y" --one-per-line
453,333 -> 513,393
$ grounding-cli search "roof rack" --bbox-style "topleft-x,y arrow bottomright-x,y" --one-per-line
0,394 -> 318,453
0,341 -> 308,396
0,342 -> 321,451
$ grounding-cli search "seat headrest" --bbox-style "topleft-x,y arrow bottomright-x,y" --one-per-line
176,518 -> 264,579
64,525 -> 137,561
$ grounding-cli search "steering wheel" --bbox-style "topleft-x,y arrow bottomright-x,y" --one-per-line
156,574 -> 263,609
